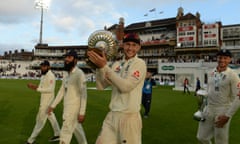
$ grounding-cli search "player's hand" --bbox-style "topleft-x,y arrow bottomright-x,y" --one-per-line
87,50 -> 107,68
47,107 -> 54,115
215,115 -> 229,128
78,114 -> 85,123
237,92 -> 240,99
27,83 -> 38,90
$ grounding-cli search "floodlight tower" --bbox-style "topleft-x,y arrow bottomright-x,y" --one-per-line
35,0 -> 49,44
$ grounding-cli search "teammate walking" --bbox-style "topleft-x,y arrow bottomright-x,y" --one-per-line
25,60 -> 60,144
48,50 -> 88,144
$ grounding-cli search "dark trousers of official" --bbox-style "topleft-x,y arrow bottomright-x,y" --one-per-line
184,86 -> 190,94
142,93 -> 152,116
194,87 -> 201,96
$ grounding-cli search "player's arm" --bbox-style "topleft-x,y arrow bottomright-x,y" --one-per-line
78,73 -> 87,123
216,72 -> 240,127
104,60 -> 146,93
95,68 -> 110,90
226,72 -> 240,117
27,82 -> 38,90
48,83 -> 64,115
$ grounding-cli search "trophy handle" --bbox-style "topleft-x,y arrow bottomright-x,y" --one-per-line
193,89 -> 208,121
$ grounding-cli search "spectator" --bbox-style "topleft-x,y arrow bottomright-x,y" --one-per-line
183,78 -> 190,94
142,71 -> 156,118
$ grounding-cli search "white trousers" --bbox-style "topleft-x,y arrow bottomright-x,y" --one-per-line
28,106 -> 60,143
59,105 -> 87,144
96,111 -> 142,144
197,106 -> 231,144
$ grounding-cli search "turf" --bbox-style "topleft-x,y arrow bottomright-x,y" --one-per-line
0,79 -> 240,144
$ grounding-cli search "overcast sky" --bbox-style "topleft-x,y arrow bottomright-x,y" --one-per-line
0,0 -> 239,55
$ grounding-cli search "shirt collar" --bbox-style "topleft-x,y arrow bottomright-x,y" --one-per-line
214,67 -> 229,74
122,54 -> 138,63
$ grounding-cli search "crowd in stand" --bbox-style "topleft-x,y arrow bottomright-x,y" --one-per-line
0,60 -> 97,82
0,60 -> 64,79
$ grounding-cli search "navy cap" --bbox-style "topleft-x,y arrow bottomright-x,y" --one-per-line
40,60 -> 50,66
216,49 -> 232,57
123,33 -> 141,45
64,50 -> 78,59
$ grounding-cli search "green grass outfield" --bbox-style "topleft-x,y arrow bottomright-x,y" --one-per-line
1,79 -> 240,144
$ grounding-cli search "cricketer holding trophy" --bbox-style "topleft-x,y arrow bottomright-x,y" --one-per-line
87,31 -> 146,144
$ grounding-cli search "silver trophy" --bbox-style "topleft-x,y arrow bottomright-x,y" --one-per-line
193,89 -> 208,121
86,30 -> 118,68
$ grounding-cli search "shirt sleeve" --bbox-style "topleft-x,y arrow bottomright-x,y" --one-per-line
37,74 -> 55,93
79,72 -> 87,115
103,59 -> 146,93
95,68 -> 111,90
226,72 -> 240,117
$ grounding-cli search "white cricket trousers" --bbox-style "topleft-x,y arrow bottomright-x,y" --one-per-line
59,105 -> 87,144
28,106 -> 60,143
96,111 -> 142,144
197,105 -> 231,144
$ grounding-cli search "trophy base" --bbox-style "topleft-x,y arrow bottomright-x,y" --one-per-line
85,48 -> 103,69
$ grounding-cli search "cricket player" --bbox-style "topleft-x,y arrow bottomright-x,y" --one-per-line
87,32 -> 147,144
197,49 -> 240,144
48,50 -> 88,144
26,60 -> 60,144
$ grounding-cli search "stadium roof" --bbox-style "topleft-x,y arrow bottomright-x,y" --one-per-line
125,17 -> 176,31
